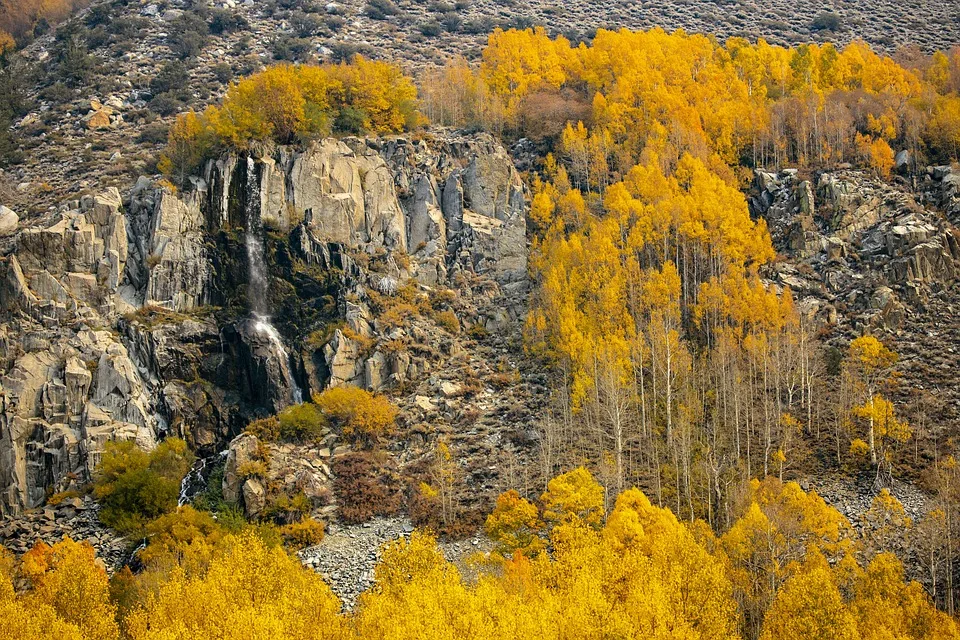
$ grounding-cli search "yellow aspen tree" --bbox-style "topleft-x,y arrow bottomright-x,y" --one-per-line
759,550 -> 858,640
852,395 -> 911,480
126,532 -> 344,640
18,538 -> 118,640
540,467 -> 605,529
485,490 -> 545,557
844,336 -> 898,466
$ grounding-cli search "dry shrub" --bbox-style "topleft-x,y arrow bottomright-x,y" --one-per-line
379,302 -> 420,329
333,452 -> 401,524
515,88 -> 591,141
432,309 -> 460,334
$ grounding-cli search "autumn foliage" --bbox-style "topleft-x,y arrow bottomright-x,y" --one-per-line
160,57 -> 420,186
425,27 -> 960,170
5,538 -> 117,640
6,470 -> 957,640
0,0 -> 85,45
313,385 -> 399,445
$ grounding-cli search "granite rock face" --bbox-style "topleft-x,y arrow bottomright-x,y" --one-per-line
0,132 -> 529,515
752,165 -> 960,449
0,188 -> 160,516
196,133 -> 527,292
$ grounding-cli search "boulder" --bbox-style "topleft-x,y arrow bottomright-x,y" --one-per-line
84,110 -> 111,130
241,478 -> 266,517
364,351 -> 387,391
798,180 -> 815,216
0,205 -> 18,237
323,329 -> 364,388
440,381 -> 461,398
895,149 -> 911,171
222,433 -> 260,504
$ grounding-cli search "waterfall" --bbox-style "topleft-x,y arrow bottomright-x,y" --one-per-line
244,156 -> 270,317
178,449 -> 229,506
243,157 -> 304,406
126,538 -> 148,568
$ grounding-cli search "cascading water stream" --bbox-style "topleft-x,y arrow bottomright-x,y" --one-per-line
170,159 -> 305,530
178,449 -> 230,506
244,156 -> 303,405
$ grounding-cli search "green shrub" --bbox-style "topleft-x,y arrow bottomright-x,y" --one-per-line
364,0 -> 398,19
168,13 -> 209,59
278,403 -> 329,441
419,20 -> 442,37
150,61 -> 189,97
216,505 -> 248,533
246,403 -> 328,443
333,105 -> 368,134
811,12 -> 842,32
237,460 -> 269,479
191,462 -> 227,512
137,122 -> 169,144
47,490 -> 80,506
271,35 -> 312,62
467,323 -> 489,340
213,62 -> 233,84
93,438 -> 194,534
208,9 -> 249,35
149,92 -> 183,116
51,26 -> 97,87
266,492 -> 312,524
291,11 -> 325,37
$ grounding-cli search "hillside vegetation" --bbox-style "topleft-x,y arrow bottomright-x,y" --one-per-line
160,56 -> 420,186
8,12 -> 960,640
150,25 -> 960,618
4,471 -> 957,640
410,27 -> 960,530
0,0 -> 88,48
423,27 -> 960,170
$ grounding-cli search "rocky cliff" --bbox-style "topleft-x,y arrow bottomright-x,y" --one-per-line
0,130 -> 531,517
754,164 -> 960,461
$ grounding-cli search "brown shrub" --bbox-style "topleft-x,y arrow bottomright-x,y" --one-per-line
432,309 -> 460,334
515,88 -> 591,141
379,302 -> 420,329
333,452 -> 402,524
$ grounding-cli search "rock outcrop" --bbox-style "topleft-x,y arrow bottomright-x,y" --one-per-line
753,165 -> 960,448
752,167 -> 960,330
0,131 -> 529,516
0,190 -> 162,516
196,133 -> 527,293
222,431 -> 335,520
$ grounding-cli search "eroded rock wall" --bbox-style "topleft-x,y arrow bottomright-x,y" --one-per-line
0,131 -> 529,515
